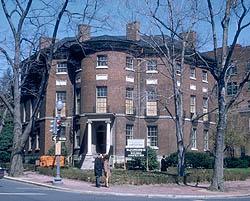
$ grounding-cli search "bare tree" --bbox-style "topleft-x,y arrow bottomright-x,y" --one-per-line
0,0 -> 69,176
195,0 -> 250,191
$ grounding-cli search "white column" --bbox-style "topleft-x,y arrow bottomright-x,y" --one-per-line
87,120 -> 92,155
106,120 -> 111,154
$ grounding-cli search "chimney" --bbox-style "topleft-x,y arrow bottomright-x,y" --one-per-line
180,31 -> 197,48
126,21 -> 140,41
39,37 -> 53,49
78,24 -> 91,42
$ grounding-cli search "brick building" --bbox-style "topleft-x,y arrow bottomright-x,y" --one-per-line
22,22 -> 216,168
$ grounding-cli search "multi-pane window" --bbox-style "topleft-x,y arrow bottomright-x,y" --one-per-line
96,86 -> 107,113
75,89 -> 81,115
57,62 -> 67,73
126,125 -> 133,145
190,67 -> 196,79
190,95 -> 196,116
204,130 -> 209,151
28,136 -> 32,151
126,88 -> 134,114
248,81 -> 250,91
202,70 -> 208,82
228,64 -> 237,75
203,97 -> 208,121
246,61 -> 250,72
227,82 -> 238,95
191,128 -> 197,149
126,57 -> 133,70
147,126 -> 158,147
97,55 -> 108,66
176,63 -> 181,75
146,90 -> 157,116
147,60 -> 157,71
56,91 -> 66,117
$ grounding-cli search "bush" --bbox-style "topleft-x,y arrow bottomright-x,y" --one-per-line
241,155 -> 250,167
224,157 -> 249,168
166,152 -> 214,169
127,147 -> 159,171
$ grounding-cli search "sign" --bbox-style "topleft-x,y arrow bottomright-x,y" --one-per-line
125,148 -> 146,157
52,136 -> 57,142
58,137 -> 67,141
126,139 -> 145,148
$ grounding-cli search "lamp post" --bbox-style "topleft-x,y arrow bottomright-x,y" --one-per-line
53,100 -> 63,185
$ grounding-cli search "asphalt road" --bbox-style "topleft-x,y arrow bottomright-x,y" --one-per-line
0,178 -> 250,201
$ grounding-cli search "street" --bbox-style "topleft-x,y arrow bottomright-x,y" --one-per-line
0,179 -> 250,201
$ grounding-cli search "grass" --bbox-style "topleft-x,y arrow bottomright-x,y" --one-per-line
37,166 -> 250,185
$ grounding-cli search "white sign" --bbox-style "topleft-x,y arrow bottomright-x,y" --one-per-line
126,139 -> 145,148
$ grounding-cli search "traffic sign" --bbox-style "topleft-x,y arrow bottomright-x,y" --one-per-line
52,136 -> 57,141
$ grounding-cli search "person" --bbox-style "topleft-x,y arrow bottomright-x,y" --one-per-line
103,154 -> 111,187
94,153 -> 103,188
161,155 -> 167,172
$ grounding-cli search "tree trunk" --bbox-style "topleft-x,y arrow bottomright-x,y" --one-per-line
210,84 -> 226,191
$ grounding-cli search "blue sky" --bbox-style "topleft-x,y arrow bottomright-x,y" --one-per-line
0,0 -> 250,73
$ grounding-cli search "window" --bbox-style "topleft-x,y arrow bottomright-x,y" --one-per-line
203,97 -> 208,121
190,95 -> 196,116
56,91 -> 66,117
190,67 -> 196,79
204,130 -> 209,151
247,100 -> 250,108
96,86 -> 107,113
191,128 -> 197,150
176,63 -> 181,75
126,125 -> 133,145
57,62 -> 67,73
97,55 -> 108,67
248,81 -> 250,91
146,90 -> 157,116
22,103 -> 26,123
246,61 -> 250,72
126,57 -> 133,70
147,126 -> 158,147
202,70 -> 208,82
228,63 -> 237,75
147,60 -> 157,71
227,82 -> 237,95
126,88 -> 134,115
75,89 -> 81,115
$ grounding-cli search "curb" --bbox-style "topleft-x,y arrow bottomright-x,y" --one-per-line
4,176 -> 250,199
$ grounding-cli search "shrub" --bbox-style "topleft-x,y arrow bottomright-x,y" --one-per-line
224,157 -> 249,168
240,155 -> 250,167
166,152 -> 214,169
127,147 -> 159,171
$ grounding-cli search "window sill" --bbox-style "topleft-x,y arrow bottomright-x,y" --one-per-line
56,72 -> 67,75
74,146 -> 80,149
146,70 -> 158,74
190,77 -> 196,80
191,148 -> 198,151
149,146 -> 159,150
125,67 -> 135,72
35,148 -> 40,152
202,80 -> 208,83
96,65 -> 108,69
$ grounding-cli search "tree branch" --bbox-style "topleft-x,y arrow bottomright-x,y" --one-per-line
0,94 -> 14,116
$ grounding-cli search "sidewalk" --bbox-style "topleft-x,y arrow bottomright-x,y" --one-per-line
4,171 -> 250,198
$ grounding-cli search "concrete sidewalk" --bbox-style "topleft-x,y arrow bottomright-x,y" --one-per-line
4,171 -> 250,198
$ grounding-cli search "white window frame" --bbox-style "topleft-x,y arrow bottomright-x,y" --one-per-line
204,130 -> 209,151
96,55 -> 108,68
203,97 -> 208,121
190,95 -> 196,115
96,86 -> 107,113
147,60 -> 157,73
74,130 -> 81,149
126,88 -> 134,115
56,91 -> 66,117
28,136 -> 32,151
190,67 -> 196,79
126,125 -> 133,145
56,62 -> 67,74
147,126 -> 158,147
126,56 -> 134,70
202,70 -> 208,83
191,128 -> 197,150
35,134 -> 40,150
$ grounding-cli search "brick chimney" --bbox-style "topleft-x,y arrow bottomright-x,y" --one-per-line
180,31 -> 197,48
126,21 -> 140,41
78,24 -> 91,42
39,37 -> 53,49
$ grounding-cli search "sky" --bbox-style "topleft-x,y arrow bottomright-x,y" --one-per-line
1,0 -> 250,74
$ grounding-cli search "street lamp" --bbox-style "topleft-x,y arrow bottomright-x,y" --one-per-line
53,100 -> 63,185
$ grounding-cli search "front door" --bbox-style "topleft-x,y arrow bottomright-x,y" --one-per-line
96,124 -> 106,154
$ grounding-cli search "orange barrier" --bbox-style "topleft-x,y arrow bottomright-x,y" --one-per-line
39,155 -> 64,167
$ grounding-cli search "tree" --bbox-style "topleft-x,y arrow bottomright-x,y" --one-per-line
0,0 -> 69,176
197,0 -> 250,191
